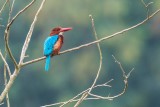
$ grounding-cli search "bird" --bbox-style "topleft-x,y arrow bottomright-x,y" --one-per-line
43,26 -> 72,71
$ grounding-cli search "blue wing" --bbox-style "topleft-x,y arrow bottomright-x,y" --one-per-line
44,35 -> 59,56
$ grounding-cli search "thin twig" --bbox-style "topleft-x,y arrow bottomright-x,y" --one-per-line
42,97 -> 112,107
22,8 -> 160,67
4,72 -> 10,107
4,0 -> 16,106
110,55 -> 134,99
0,51 -> 11,77
141,0 -> 154,18
41,79 -> 113,107
0,0 -> 45,103
42,56 -> 134,107
7,0 -> 11,11
0,50 -> 11,107
0,0 -> 8,16
58,79 -> 113,107
74,14 -> 103,107
2,49 -> 10,107
19,0 -> 46,64
4,0 -> 36,69
8,0 -> 16,22
42,60 -> 132,107
7,0 -> 36,27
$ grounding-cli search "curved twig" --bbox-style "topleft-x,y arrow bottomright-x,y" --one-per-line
0,51 -> 11,77
4,0 -> 36,69
74,14 -> 102,107
19,0 -> 45,64
0,0 -> 45,103
0,0 -> 8,16
41,79 -> 113,107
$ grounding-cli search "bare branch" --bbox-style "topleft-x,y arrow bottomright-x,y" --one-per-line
4,73 -> 10,107
7,0 -> 36,27
0,0 -> 46,103
0,69 -> 20,103
22,8 -> 160,67
141,0 -> 153,8
42,97 -> 116,107
3,1 -> 16,106
19,0 -> 46,64
42,54 -> 134,107
0,0 -> 8,16
4,0 -> 36,69
141,0 -> 154,18
0,50 -> 11,77
74,14 -> 103,107
41,79 -> 113,107
109,55 -> 134,99
8,0 -> 16,22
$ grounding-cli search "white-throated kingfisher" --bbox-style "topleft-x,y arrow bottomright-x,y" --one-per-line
43,27 -> 72,71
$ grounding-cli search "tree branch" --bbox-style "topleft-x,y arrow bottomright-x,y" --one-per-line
42,55 -> 134,107
4,0 -> 36,69
3,1 -> 16,106
141,0 -> 154,18
0,0 -> 45,103
19,0 -> 46,64
0,50 -> 11,77
74,14 -> 102,107
41,79 -> 113,107
0,0 -> 8,16
22,8 -> 160,67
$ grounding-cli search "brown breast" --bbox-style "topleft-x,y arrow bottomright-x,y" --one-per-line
53,35 -> 64,55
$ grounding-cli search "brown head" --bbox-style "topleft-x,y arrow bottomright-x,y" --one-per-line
50,26 -> 72,36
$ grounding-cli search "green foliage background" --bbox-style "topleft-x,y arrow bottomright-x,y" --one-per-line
0,0 -> 160,107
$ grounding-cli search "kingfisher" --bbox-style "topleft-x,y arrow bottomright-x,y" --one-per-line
43,26 -> 72,71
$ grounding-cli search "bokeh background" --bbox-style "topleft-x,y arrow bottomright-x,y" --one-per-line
0,0 -> 160,107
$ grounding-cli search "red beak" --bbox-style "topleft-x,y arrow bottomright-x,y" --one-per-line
60,27 -> 72,32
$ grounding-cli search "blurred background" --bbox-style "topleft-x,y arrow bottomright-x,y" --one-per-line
0,0 -> 160,107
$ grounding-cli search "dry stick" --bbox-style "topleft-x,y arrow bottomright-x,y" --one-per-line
43,97 -> 119,107
4,67 -> 10,107
4,0 -> 36,69
41,79 -> 113,107
22,8 -> 160,67
0,69 -> 19,103
141,0 -> 154,18
3,51 -> 10,107
141,0 -> 153,8
0,50 -> 11,107
0,51 -> 11,77
74,15 -> 102,107
108,55 -> 134,100
7,0 -> 36,27
19,0 -> 46,64
8,0 -> 16,22
0,0 -> 45,103
70,56 -> 134,103
57,79 -> 113,107
0,0 -> 8,16
2,1 -> 36,104
4,1 -> 16,107
42,61 -> 132,107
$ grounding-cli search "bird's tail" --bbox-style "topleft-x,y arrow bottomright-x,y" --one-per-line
45,55 -> 51,71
